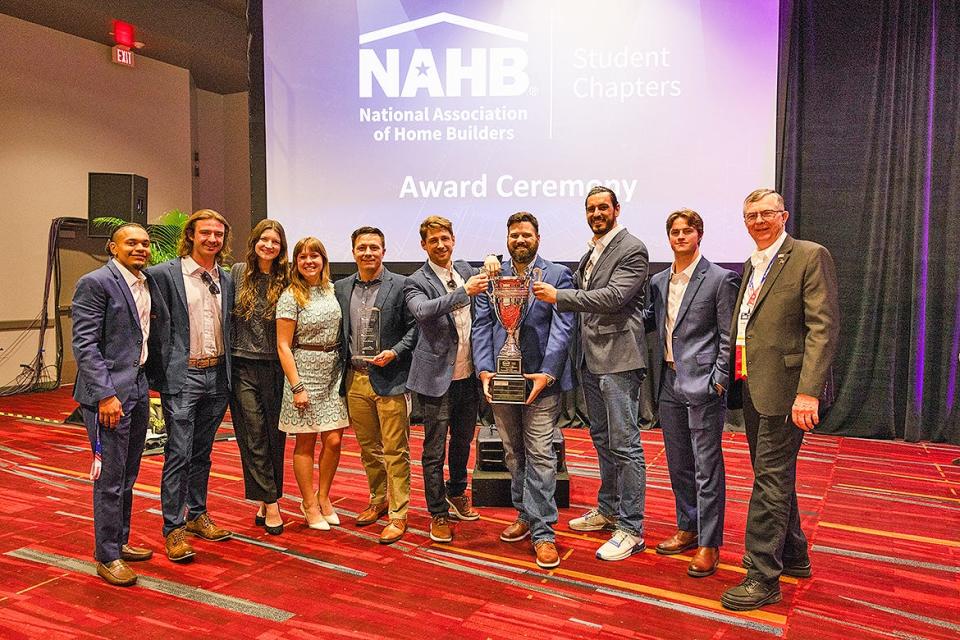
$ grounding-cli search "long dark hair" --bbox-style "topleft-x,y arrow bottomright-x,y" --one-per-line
235,219 -> 290,320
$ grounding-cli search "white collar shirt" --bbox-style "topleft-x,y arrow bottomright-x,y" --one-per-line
428,260 -> 473,380
113,259 -> 150,365
584,224 -> 626,287
748,230 -> 788,294
181,256 -> 224,359
665,253 -> 701,363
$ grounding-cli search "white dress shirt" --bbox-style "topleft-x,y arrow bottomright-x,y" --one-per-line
181,256 -> 223,359
113,259 -> 150,365
665,253 -> 701,363
748,230 -> 788,293
428,260 -> 473,380
584,224 -> 627,287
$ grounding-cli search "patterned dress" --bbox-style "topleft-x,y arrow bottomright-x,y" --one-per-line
277,286 -> 349,433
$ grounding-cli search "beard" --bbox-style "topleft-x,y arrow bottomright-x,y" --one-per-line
509,243 -> 538,265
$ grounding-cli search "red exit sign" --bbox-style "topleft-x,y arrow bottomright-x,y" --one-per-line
112,45 -> 135,67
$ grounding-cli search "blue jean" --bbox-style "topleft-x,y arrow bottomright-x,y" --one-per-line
82,369 -> 150,562
492,392 -> 561,543
581,367 -> 646,536
418,377 -> 478,515
659,367 -> 726,547
160,364 -> 229,535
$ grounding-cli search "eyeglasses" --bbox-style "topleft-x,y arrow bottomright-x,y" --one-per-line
200,270 -> 220,295
743,210 -> 784,223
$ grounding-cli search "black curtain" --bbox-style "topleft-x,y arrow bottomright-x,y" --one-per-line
779,0 -> 960,443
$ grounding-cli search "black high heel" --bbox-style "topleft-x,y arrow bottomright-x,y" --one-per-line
255,505 -> 266,527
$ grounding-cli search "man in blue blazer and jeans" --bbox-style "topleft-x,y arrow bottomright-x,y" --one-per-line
473,212 -> 576,569
73,223 -> 168,586
148,209 -> 234,562
405,215 -> 489,544
646,209 -> 739,577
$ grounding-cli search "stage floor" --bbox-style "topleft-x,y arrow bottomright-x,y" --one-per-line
0,387 -> 958,640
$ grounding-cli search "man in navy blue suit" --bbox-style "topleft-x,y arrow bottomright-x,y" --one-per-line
473,212 -> 576,569
405,216 -> 490,544
646,209 -> 739,577
72,223 -> 168,586
147,209 -> 235,562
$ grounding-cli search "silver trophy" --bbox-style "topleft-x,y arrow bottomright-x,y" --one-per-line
485,259 -> 542,404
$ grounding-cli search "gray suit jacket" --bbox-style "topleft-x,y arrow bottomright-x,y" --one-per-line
334,268 -> 418,397
727,235 -> 840,416
404,259 -> 477,397
556,229 -> 649,375
647,257 -> 740,406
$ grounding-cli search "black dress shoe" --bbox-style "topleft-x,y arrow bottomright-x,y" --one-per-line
742,554 -> 812,578
264,520 -> 284,535
720,577 -> 782,611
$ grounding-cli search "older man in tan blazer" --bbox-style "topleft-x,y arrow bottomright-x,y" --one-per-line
721,188 -> 839,611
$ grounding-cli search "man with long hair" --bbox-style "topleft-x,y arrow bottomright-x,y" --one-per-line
148,209 -> 236,562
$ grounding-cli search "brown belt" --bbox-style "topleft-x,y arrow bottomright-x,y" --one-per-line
296,343 -> 338,352
665,361 -> 676,370
189,355 -> 224,369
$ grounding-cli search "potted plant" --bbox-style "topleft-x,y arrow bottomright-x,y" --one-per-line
91,208 -> 189,266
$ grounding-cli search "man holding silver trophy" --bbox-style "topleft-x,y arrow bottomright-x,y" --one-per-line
534,186 -> 650,562
473,212 -> 576,569
405,216 -> 489,544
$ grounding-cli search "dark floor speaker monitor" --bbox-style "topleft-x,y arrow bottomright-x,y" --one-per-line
87,173 -> 148,237
472,424 -> 570,508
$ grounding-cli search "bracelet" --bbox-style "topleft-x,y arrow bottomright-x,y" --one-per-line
291,382 -> 305,394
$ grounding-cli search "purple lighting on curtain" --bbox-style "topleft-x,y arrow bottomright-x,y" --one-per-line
915,2 -> 937,409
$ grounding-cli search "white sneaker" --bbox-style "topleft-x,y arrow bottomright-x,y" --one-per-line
596,530 -> 645,561
569,508 -> 616,532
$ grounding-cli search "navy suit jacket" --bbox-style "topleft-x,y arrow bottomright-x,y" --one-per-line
647,256 -> 740,406
145,258 -> 234,394
335,268 -> 418,397
404,259 -> 478,397
72,261 -> 168,406
472,255 -> 576,396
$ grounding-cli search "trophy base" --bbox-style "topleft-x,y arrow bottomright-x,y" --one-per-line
490,374 -> 527,404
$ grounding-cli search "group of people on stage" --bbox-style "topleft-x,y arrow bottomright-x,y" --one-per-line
71,185 -> 838,613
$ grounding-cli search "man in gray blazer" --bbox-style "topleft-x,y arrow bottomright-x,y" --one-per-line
335,226 -> 418,544
534,185 -> 649,561
720,188 -> 839,611
405,216 -> 489,544
148,209 -> 235,563
646,209 -> 739,578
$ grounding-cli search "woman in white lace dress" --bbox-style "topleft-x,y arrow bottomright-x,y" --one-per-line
276,237 -> 349,530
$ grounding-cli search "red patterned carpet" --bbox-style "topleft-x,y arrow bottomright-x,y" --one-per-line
0,387 -> 958,639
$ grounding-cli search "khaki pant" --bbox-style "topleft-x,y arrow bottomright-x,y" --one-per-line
346,370 -> 410,520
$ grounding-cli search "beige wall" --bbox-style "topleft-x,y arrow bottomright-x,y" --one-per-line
0,13 -> 249,387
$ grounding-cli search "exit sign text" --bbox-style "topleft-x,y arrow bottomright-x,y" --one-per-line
112,45 -> 134,67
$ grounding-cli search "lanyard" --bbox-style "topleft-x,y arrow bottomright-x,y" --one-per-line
744,253 -> 777,309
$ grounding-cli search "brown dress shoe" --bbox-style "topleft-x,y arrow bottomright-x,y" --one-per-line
500,519 -> 531,542
185,513 -> 232,541
688,546 -> 719,577
97,559 -> 137,586
534,540 -> 560,569
165,527 -> 195,563
379,518 -> 407,545
120,544 -> 153,562
429,515 -> 453,543
356,502 -> 389,527
655,529 -> 698,555
446,494 -> 480,521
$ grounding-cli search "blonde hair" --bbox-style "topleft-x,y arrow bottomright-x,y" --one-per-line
178,209 -> 232,265
288,237 -> 331,308
418,215 -> 454,241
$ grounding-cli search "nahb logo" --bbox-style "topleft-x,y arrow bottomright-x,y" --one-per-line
359,12 -> 530,98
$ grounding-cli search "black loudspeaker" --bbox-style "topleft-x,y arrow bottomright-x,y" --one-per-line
472,424 -> 570,508
87,173 -> 148,236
